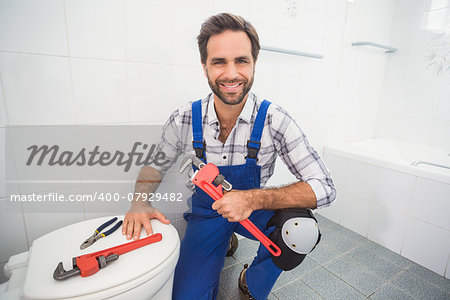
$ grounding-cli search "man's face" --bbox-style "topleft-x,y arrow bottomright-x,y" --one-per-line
203,30 -> 255,106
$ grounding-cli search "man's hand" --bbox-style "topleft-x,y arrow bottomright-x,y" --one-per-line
211,190 -> 255,222
122,204 -> 170,240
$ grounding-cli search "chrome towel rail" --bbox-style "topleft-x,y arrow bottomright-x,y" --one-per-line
261,45 -> 324,59
411,161 -> 450,170
351,41 -> 397,53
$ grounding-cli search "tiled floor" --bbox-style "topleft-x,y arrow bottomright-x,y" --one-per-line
219,215 -> 450,300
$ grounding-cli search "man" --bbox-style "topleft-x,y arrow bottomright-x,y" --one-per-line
123,13 -> 335,300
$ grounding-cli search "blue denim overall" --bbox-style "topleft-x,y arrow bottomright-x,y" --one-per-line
172,99 -> 282,300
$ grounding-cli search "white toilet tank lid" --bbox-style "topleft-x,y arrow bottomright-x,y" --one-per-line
23,216 -> 180,299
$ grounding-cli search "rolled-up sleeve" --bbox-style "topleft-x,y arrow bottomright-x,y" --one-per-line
146,110 -> 183,175
271,109 -> 336,208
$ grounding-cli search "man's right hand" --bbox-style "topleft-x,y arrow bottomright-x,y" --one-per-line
122,205 -> 170,240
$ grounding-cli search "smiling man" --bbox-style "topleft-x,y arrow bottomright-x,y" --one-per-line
123,13 -> 335,300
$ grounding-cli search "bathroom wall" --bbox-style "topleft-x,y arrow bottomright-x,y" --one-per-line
376,0 -> 450,150
0,0 -> 397,269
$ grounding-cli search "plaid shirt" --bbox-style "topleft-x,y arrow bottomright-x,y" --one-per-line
154,92 -> 336,208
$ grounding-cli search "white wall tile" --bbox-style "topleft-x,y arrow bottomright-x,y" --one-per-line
71,58 -> 128,124
375,114 -> 401,140
324,0 -> 346,40
345,159 -> 378,201
316,79 -> 339,116
399,116 -> 434,145
395,0 -> 427,18
213,0 -> 250,17
299,8 -> 326,38
296,76 -> 319,115
125,0 -> 174,64
430,119 -> 450,150
173,7 -> 209,67
0,128 -> 5,199
0,79 -> 8,127
65,0 -> 125,60
317,152 -> 345,223
343,5 -> 363,44
322,152 -> 347,193
276,26 -> 302,51
321,40 -> 342,80
317,199 -> 342,224
0,199 -> 28,262
436,83 -> 450,120
173,65 -> 210,107
248,0 -> 278,28
272,73 -> 300,114
404,83 -> 440,119
1,53 -> 75,125
127,62 -> 174,123
375,168 -> 416,215
82,182 -> 133,219
410,178 -> 450,231
402,217 -> 450,276
0,0 -> 68,55
340,192 -> 372,237
379,84 -> 407,115
22,186 -> 85,242
301,0 -> 327,12
368,203 -> 408,253
355,114 -> 378,141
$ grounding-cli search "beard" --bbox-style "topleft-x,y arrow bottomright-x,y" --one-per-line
205,69 -> 254,106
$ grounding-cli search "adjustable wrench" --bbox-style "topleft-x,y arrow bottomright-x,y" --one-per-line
180,155 -> 281,257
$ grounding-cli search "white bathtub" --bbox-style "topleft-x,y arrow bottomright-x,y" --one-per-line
320,139 -> 450,278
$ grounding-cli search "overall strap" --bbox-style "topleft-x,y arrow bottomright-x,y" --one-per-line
192,99 -> 206,162
246,100 -> 271,164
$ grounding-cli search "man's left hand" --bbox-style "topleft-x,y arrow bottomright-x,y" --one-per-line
211,190 -> 255,222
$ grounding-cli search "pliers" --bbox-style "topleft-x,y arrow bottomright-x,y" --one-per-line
80,217 -> 123,250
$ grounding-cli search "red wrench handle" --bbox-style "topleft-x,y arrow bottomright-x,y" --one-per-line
76,233 -> 162,277
193,164 -> 281,257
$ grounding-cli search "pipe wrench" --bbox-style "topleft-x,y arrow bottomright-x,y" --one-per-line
53,233 -> 162,280
180,155 -> 281,257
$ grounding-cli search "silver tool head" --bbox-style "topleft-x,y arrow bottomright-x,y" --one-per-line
179,154 -> 205,174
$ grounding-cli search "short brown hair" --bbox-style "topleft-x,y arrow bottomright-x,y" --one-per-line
197,13 -> 260,65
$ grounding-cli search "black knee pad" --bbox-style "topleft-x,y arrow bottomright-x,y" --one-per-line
267,208 -> 321,271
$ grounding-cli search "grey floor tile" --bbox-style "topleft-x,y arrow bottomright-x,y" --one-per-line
406,263 -> 450,293
325,256 -> 387,296
392,270 -> 449,300
320,225 -> 360,253
303,267 -> 366,300
362,240 -> 413,269
272,271 -> 298,291
268,292 -> 279,300
332,224 -> 369,245
274,279 -> 322,300
223,255 -> 238,270
315,213 -> 337,228
369,283 -> 415,300
219,262 -> 242,298
290,256 -> 321,278
345,246 -> 401,280
217,286 -> 229,300
232,238 -> 259,263
308,243 -> 342,265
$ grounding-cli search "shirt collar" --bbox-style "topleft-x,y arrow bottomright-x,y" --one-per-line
206,92 -> 256,125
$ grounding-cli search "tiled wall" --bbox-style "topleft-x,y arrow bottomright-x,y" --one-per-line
321,151 -> 450,278
376,0 -> 450,149
0,0 -> 398,266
